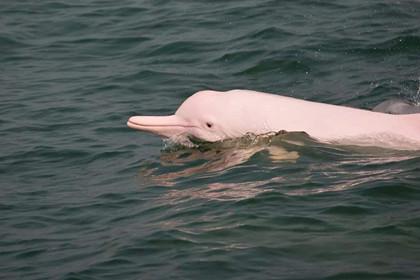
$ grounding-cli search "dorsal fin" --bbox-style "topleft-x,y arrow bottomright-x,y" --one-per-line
373,99 -> 420,114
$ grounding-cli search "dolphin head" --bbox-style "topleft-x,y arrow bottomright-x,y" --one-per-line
127,90 -> 256,142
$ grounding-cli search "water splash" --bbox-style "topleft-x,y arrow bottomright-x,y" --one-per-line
415,76 -> 420,105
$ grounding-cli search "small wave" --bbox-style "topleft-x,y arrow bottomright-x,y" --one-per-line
324,271 -> 411,280
80,6 -> 148,18
248,27 -> 294,40
352,36 -> 420,56
0,35 -> 29,51
360,182 -> 420,200
212,50 -> 265,64
238,58 -> 311,75
146,41 -> 215,57
55,36 -> 151,46
321,205 -> 373,215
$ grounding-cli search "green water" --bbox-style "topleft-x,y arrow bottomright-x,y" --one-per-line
2,0 -> 420,279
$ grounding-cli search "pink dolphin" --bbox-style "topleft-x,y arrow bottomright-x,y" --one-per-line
127,89 -> 420,150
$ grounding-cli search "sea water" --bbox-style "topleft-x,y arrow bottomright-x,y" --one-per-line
2,0 -> 420,279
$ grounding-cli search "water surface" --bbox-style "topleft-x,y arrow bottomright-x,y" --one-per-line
2,0 -> 420,279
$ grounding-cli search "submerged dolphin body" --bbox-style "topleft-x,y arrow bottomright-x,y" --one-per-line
127,90 -> 420,150
373,99 -> 420,115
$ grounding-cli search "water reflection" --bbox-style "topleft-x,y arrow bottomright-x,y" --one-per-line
137,133 -> 304,187
286,150 -> 419,195
164,177 -> 287,202
286,165 -> 404,196
137,133 -> 420,200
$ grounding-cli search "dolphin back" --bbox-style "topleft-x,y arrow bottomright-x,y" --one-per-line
373,99 -> 420,114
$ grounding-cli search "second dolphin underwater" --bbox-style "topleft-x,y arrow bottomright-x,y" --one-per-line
127,89 -> 420,150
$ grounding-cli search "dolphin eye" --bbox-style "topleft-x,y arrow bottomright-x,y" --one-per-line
206,122 -> 213,128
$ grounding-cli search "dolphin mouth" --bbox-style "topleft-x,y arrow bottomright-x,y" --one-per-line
127,115 -> 194,138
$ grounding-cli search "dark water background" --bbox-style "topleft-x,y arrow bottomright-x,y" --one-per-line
2,0 -> 420,279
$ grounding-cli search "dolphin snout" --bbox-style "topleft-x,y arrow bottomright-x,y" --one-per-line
127,115 -> 192,138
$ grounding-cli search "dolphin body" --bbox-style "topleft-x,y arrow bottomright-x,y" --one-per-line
373,99 -> 420,115
127,89 -> 420,150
